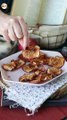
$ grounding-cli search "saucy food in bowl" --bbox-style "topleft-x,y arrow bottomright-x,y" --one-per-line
1,45 -> 66,85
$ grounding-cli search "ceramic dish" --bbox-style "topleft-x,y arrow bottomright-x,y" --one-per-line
0,50 -> 67,86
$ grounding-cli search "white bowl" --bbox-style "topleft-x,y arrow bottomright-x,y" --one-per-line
29,24 -> 67,49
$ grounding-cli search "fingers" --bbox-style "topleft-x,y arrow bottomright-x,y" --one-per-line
2,16 -> 28,49
8,17 -> 28,49
12,18 -> 23,39
17,17 -> 28,39
19,37 -> 28,50
3,29 -> 10,42
17,17 -> 29,48
8,23 -> 18,41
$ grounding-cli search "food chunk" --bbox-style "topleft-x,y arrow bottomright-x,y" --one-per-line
47,56 -> 65,68
47,67 -> 62,77
22,63 -> 38,73
41,73 -> 53,82
30,74 -> 42,84
2,63 -> 15,71
16,59 -> 25,69
22,45 -> 40,60
2,59 -> 25,71
19,73 -> 35,82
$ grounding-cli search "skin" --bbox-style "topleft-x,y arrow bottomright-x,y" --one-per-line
0,11 -> 28,49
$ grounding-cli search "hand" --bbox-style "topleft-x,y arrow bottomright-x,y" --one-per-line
0,11 -> 28,49
18,38 -> 38,51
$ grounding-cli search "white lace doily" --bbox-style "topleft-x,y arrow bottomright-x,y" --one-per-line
5,73 -> 67,114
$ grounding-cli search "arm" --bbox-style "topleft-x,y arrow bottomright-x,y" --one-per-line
0,10 -> 28,49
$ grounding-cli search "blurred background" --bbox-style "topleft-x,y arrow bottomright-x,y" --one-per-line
0,0 -> 67,26
11,0 -> 67,25
0,0 -> 67,54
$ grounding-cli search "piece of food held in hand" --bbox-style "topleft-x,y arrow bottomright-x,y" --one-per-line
2,45 -> 65,84
22,45 -> 40,60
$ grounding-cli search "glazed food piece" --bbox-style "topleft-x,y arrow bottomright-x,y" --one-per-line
19,73 -> 36,82
2,63 -> 16,71
47,67 -> 62,77
47,56 -> 65,68
19,67 -> 62,84
22,63 -> 38,73
34,66 -> 46,75
30,74 -> 42,84
41,72 -> 53,82
31,54 -> 47,66
18,54 -> 27,62
22,45 -> 40,60
31,58 -> 43,66
2,59 -> 25,71
19,73 -> 42,84
2,60 -> 17,71
14,59 -> 25,69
